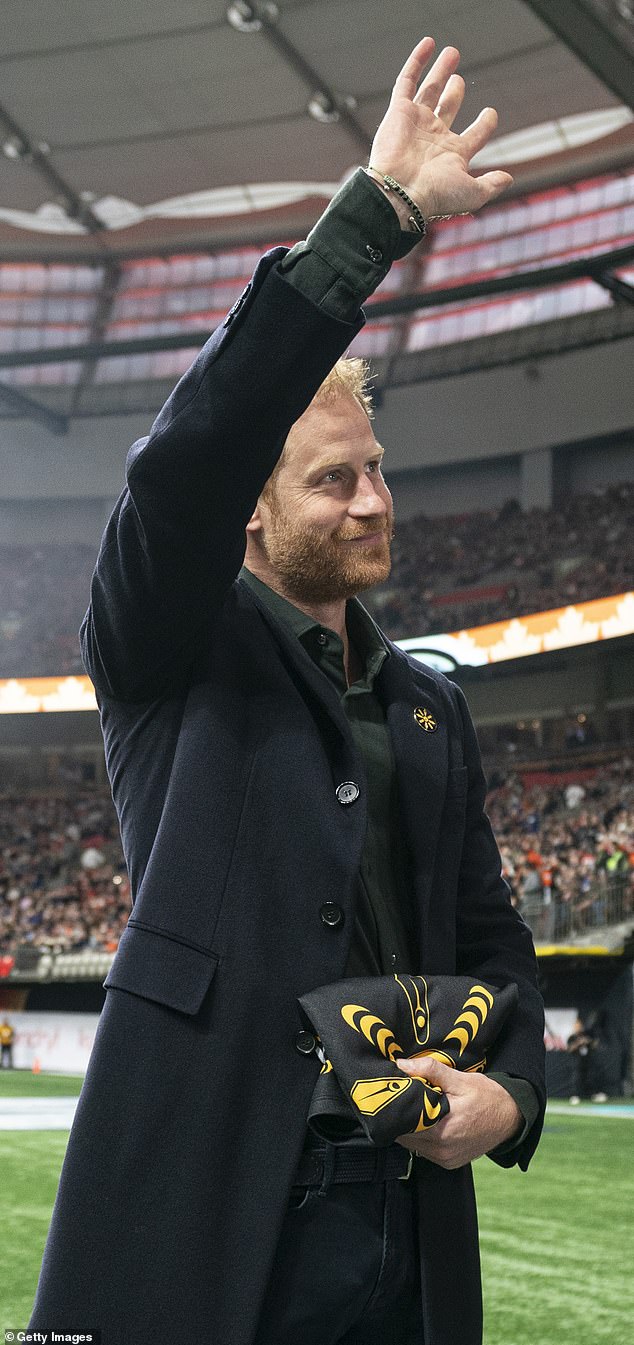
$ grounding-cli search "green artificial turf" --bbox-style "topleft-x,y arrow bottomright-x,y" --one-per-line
0,1070 -> 84,1097
474,1114 -> 633,1344
0,1130 -> 68,1326
0,1097 -> 631,1339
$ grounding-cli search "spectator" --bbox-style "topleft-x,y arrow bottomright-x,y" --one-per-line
0,791 -> 129,954
0,1017 -> 14,1067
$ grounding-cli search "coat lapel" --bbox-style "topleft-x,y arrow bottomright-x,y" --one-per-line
377,646 -> 449,959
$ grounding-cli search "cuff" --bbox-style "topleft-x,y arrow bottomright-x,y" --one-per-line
486,1073 -> 541,1158
278,167 -> 420,322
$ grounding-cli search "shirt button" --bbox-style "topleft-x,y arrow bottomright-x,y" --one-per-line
366,245 -> 383,264
336,781 -> 359,805
317,632 -> 327,645
320,902 -> 344,929
295,1030 -> 317,1056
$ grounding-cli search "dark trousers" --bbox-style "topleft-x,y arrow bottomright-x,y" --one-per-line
254,1167 -> 423,1344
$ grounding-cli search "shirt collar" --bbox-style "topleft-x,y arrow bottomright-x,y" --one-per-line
239,566 -> 390,686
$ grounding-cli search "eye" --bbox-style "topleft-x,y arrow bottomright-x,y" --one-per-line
324,469 -> 343,483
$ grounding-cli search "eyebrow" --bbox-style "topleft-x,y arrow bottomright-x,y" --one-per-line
307,445 -> 385,478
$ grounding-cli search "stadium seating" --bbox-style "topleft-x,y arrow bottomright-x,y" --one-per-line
1,761 -> 631,956
1,482 -> 632,675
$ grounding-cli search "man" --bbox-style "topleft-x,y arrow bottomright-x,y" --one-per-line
30,38 -> 546,1345
0,1017 -> 14,1068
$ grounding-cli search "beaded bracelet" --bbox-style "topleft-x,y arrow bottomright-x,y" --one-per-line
367,166 -> 427,236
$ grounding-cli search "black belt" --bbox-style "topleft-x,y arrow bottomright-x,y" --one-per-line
293,1142 -> 414,1188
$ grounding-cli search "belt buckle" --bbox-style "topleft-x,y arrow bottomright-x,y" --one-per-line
398,1151 -> 414,1181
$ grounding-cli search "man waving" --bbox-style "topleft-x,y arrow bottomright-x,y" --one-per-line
30,38 -> 545,1345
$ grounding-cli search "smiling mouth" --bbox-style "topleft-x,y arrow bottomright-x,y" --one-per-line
343,531 -> 386,546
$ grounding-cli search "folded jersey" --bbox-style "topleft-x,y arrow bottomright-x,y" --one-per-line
299,972 -> 518,1147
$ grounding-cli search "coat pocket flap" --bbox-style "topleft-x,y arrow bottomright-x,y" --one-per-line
104,922 -> 219,1015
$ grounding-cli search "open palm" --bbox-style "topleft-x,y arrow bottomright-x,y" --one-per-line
370,39 -> 513,219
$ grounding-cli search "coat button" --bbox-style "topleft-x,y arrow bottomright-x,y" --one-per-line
295,1030 -> 317,1056
320,902 -> 344,929
336,781 -> 359,805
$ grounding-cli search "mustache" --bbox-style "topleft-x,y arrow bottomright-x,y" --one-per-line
335,520 -> 393,542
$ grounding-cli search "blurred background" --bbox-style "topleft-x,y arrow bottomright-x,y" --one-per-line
0,4 -> 633,1336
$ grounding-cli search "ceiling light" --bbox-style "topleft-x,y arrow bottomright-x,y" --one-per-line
2,135 -> 29,161
227,2 -> 261,31
307,92 -> 340,124
226,1 -> 278,30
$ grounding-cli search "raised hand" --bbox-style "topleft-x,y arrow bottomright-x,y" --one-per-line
369,37 -> 513,221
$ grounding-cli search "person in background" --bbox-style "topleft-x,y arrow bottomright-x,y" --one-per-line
0,1016 -> 15,1068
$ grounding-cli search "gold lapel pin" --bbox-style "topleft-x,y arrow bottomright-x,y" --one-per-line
414,706 -> 438,732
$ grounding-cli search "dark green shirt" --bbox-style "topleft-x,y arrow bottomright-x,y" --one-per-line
240,566 -> 413,976
279,167 -> 420,322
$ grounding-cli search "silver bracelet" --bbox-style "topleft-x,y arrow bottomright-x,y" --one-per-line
367,166 -> 427,236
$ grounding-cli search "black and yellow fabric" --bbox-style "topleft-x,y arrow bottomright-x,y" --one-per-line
299,973 -> 518,1147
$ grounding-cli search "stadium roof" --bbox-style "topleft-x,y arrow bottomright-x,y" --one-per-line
0,0 -> 633,427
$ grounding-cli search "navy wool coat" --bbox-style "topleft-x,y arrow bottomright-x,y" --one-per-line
30,250 -> 546,1345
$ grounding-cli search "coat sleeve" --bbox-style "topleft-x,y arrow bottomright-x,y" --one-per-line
452,683 -> 546,1170
80,249 -> 363,702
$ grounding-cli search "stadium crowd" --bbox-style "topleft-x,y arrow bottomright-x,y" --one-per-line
0,482 -> 632,675
487,757 -> 634,938
367,481 -> 634,637
0,543 -> 93,678
1,760 -> 632,955
0,791 -> 129,955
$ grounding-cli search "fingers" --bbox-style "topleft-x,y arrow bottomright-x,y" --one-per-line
396,1055 -> 457,1089
434,72 -> 465,128
460,105 -> 499,159
391,36 -> 436,102
472,170 -> 515,204
413,45 -> 461,109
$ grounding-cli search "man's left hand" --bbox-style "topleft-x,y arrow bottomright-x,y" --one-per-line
395,1055 -> 522,1169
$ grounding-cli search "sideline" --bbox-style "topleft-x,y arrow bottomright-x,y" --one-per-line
546,1101 -> 634,1119
1,1095 -> 633,1130
0,1096 -> 78,1130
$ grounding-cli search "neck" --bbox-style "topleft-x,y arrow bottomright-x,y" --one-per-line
243,561 -> 358,682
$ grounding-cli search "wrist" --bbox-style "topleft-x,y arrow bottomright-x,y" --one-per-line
363,167 -> 425,235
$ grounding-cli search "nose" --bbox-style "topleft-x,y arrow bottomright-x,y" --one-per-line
348,473 -> 389,518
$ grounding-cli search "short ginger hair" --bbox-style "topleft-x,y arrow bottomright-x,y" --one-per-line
261,357 -> 374,502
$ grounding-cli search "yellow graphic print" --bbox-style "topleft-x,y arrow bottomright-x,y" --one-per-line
340,980 -> 496,1128
414,706 -> 438,732
320,1058 -> 333,1075
351,1076 -> 412,1115
340,1004 -> 403,1062
414,1087 -> 444,1131
394,974 -> 430,1047
410,1047 -> 457,1069
442,985 -> 494,1058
